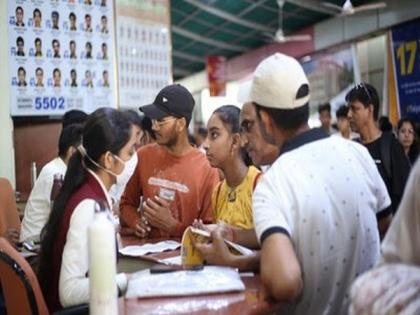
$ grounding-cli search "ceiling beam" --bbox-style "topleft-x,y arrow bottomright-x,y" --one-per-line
285,0 -> 338,15
183,0 -> 275,33
173,67 -> 192,77
172,26 -> 248,52
172,7 -> 245,37
172,50 -> 205,64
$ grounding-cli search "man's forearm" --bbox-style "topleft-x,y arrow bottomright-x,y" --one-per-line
233,228 -> 260,249
231,251 -> 260,271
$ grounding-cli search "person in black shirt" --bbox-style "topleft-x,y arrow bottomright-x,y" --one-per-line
52,39 -> 60,58
16,37 -> 25,56
51,11 -> 59,30
15,6 -> 25,27
346,83 -> 410,216
70,69 -> 77,87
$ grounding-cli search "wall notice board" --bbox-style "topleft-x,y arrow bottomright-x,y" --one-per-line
116,0 -> 172,109
8,0 -> 117,116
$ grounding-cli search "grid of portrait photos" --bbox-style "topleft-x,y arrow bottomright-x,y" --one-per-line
8,0 -> 116,116
117,16 -> 172,108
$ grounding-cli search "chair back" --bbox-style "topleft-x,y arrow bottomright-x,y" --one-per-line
0,237 -> 49,315
0,178 -> 21,236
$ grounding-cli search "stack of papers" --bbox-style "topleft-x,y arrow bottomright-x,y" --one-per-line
126,266 -> 245,298
119,240 -> 181,257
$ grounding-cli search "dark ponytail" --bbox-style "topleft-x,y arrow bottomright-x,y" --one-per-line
213,105 -> 252,166
38,107 -> 131,295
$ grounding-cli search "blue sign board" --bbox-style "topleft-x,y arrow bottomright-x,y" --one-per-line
391,18 -> 420,122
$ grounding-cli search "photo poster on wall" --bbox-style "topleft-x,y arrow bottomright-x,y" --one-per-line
301,46 -> 354,116
391,18 -> 420,123
8,0 -> 117,117
116,0 -> 172,109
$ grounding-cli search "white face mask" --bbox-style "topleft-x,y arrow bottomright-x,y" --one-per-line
113,153 -> 138,188
82,146 -> 138,189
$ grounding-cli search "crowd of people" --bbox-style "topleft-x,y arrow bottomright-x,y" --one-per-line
1,52 -> 419,315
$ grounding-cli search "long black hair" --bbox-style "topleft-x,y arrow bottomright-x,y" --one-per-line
38,107 -> 131,296
397,117 -> 419,165
213,105 -> 252,166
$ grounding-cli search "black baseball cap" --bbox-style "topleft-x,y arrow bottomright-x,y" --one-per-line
140,84 -> 195,121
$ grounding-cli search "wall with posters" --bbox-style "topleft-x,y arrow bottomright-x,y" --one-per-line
301,46 -> 354,115
116,0 -> 171,109
8,0 -> 117,117
0,1 -> 16,185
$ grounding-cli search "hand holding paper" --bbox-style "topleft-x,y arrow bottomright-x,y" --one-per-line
194,228 -> 237,267
181,226 -> 254,268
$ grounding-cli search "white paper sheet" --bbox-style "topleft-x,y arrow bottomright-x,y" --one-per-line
159,255 -> 182,266
126,266 -> 245,298
119,240 -> 181,257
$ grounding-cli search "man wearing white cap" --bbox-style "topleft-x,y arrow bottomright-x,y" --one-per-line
249,53 -> 391,314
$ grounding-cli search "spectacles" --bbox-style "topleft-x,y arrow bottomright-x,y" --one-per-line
151,117 -> 177,129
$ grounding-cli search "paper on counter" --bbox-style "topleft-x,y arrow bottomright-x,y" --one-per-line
119,240 -> 181,257
159,255 -> 182,266
126,266 -> 245,298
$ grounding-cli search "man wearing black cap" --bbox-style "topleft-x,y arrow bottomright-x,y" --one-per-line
120,84 -> 219,238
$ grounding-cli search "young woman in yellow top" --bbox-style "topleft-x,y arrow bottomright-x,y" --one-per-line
202,105 -> 261,229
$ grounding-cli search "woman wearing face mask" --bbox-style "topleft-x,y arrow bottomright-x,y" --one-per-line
108,110 -> 141,205
202,105 -> 260,229
397,118 -> 418,166
38,108 -> 137,312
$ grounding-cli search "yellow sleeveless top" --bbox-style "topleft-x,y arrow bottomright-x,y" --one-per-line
212,166 -> 261,229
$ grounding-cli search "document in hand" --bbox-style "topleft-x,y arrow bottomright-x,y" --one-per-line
126,266 -> 245,298
181,226 -> 254,267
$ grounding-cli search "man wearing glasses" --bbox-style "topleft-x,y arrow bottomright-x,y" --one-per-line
120,84 -> 219,239
346,83 -> 410,215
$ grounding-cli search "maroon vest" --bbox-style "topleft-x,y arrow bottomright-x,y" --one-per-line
46,173 -> 107,312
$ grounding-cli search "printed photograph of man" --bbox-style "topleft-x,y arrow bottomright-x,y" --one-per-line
17,67 -> 27,86
16,37 -> 25,57
70,69 -> 77,87
33,8 -> 42,28
84,0 -> 92,5
34,38 -> 42,57
101,0 -> 107,7
102,70 -> 110,87
85,42 -> 92,59
69,12 -> 77,31
100,15 -> 108,34
84,14 -> 92,32
85,70 -> 93,88
51,11 -> 59,30
53,68 -> 61,87
52,39 -> 60,58
35,67 -> 44,87
69,40 -> 77,59
15,6 -> 25,27
101,43 -> 108,60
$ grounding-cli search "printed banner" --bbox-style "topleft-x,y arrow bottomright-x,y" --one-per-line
301,47 -> 354,112
116,0 -> 171,109
391,18 -> 420,122
8,0 -> 116,116
206,56 -> 227,97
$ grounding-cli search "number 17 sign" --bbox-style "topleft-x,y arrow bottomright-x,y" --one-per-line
391,18 -> 420,122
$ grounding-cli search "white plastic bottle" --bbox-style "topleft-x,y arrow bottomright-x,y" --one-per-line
88,202 -> 118,315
